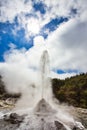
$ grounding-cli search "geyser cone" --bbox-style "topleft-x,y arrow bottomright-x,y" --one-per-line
34,98 -> 56,115
17,98 -> 68,130
0,99 -> 85,130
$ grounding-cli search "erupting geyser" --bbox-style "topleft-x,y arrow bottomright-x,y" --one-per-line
40,50 -> 50,99
0,50 -> 85,130
40,50 -> 52,101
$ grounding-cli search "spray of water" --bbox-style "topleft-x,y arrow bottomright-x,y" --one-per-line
0,50 -> 85,130
40,50 -> 52,100
17,50 -> 85,130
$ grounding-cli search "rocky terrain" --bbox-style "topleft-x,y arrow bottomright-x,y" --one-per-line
76,108 -> 87,129
0,99 -> 87,130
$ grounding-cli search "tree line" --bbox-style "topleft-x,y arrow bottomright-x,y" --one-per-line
0,73 -> 87,108
52,73 -> 87,108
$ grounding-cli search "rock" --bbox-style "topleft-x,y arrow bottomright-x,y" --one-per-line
55,121 -> 67,130
75,108 -> 87,129
5,98 -> 16,105
18,99 -> 71,130
0,99 -> 87,130
4,113 -> 24,124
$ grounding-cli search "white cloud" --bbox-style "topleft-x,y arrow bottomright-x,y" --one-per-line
1,0 -> 87,40
3,48 -> 28,67
8,43 -> 17,50
34,35 -> 45,46
50,71 -> 76,79
27,18 -> 40,34
16,15 -> 87,72
0,0 -> 87,72
0,0 -> 32,23
44,17 -> 87,72
3,14 -> 87,72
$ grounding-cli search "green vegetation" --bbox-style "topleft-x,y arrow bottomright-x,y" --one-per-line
52,73 -> 87,108
0,73 -> 87,108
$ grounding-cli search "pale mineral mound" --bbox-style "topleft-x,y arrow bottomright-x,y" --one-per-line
0,98 -> 85,130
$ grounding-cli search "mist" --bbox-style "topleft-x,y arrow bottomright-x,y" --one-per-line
0,51 -> 85,130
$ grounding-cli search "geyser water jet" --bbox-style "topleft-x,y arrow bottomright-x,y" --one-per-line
40,50 -> 49,99
40,50 -> 52,101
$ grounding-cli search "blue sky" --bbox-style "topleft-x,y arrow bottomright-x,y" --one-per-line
0,0 -> 87,79
0,16 -> 68,61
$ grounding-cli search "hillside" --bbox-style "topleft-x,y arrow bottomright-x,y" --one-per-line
0,74 -> 87,129
0,73 -> 87,108
52,73 -> 87,108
